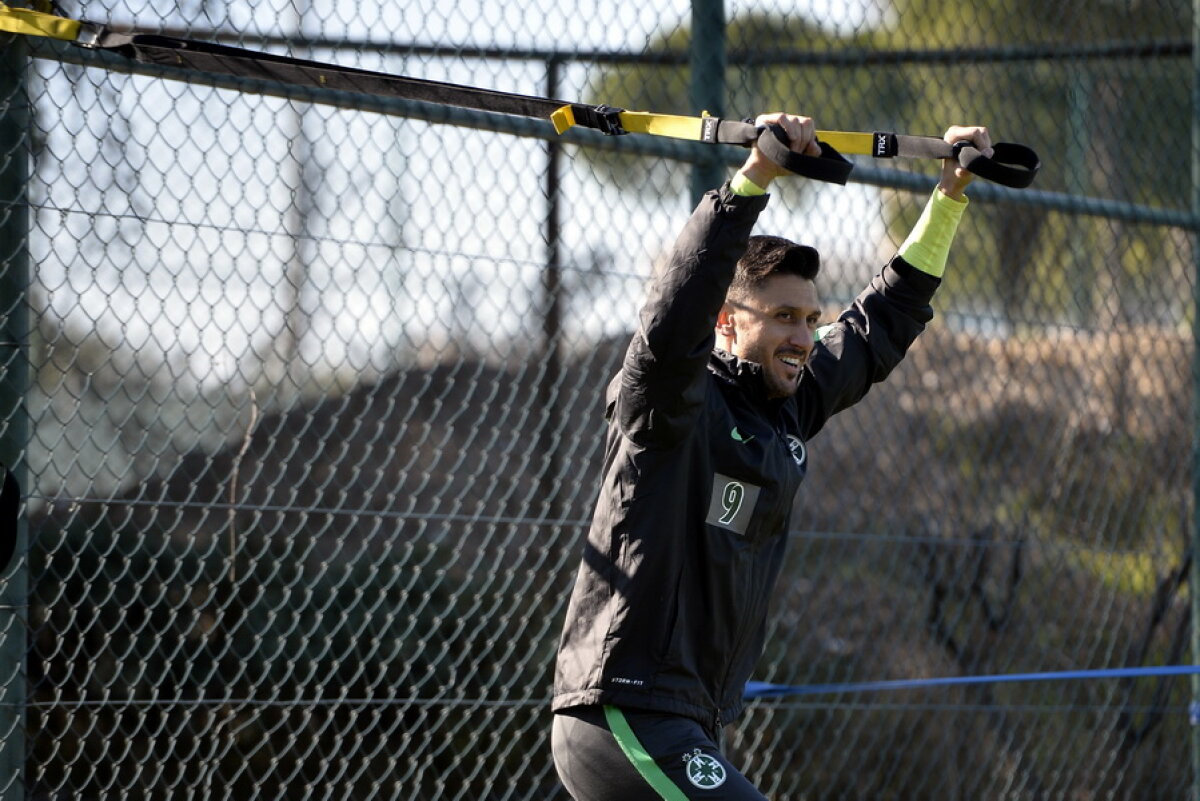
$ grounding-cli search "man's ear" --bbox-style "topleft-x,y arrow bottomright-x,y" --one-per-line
715,305 -> 735,337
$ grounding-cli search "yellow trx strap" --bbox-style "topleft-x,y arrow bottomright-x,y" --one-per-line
0,2 -> 81,40
552,106 -> 724,141
618,111 -> 713,140
810,131 -> 876,156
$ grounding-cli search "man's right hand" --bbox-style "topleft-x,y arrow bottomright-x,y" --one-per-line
736,112 -> 822,190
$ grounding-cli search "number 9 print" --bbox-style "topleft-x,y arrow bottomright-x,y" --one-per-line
718,481 -> 745,525
705,472 -> 760,535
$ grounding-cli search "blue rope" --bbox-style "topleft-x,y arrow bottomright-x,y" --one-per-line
744,665 -> 1200,700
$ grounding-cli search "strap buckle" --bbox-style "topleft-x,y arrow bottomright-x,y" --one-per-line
579,104 -> 626,136
74,20 -> 103,47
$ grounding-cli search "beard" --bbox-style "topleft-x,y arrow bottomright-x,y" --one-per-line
738,342 -> 804,399
762,363 -> 801,399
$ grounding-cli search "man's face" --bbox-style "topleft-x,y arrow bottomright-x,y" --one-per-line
718,274 -> 821,399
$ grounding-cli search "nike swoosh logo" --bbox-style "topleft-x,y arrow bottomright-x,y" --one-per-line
731,427 -> 755,443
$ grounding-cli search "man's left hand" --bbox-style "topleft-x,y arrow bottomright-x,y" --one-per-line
938,125 -> 994,200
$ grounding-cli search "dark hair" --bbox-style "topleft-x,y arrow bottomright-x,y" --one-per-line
728,235 -> 820,302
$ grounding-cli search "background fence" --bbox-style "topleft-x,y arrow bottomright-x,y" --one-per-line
1,0 -> 1198,798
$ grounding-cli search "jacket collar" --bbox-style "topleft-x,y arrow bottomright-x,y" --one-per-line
710,348 -> 780,409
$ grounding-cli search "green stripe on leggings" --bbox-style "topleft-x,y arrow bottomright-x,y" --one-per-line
603,706 -> 690,801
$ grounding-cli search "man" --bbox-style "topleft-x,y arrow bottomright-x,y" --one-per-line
552,113 -> 991,800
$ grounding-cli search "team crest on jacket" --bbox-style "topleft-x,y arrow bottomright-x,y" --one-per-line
682,749 -> 727,789
786,435 -> 806,468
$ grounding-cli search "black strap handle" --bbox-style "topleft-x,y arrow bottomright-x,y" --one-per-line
756,124 -> 854,185
952,141 -> 1041,189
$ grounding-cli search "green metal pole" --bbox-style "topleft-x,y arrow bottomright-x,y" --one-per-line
539,56 -> 563,525
1066,68 -> 1092,329
0,30 -> 29,801
689,0 -> 726,203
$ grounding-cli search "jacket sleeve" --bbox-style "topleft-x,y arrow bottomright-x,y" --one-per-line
792,254 -> 940,440
611,184 -> 770,447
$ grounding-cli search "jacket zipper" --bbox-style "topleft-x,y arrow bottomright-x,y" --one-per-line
715,534 -> 764,727
714,421 -> 792,727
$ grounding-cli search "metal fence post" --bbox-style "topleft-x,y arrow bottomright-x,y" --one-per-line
1192,1 -> 1200,797
689,0 -> 726,203
539,56 -> 563,523
0,31 -> 29,801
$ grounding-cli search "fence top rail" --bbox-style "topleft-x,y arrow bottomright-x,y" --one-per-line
120,28 -> 1193,66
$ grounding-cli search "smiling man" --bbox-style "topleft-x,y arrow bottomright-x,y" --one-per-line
551,112 -> 990,800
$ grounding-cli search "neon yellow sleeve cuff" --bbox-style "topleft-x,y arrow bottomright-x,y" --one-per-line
898,189 -> 969,278
730,172 -> 768,197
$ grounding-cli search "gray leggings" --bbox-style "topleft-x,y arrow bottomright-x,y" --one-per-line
551,706 -> 769,800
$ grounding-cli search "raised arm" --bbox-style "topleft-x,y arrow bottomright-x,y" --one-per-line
612,114 -> 820,447
791,125 -> 991,438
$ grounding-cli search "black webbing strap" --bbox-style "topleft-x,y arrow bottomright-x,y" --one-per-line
93,32 -> 570,120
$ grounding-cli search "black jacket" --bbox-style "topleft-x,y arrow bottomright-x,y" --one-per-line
552,183 -> 940,731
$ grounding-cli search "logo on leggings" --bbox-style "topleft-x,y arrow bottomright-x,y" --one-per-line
682,749 -> 727,790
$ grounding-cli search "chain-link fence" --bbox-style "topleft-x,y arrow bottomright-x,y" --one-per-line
0,0 -> 1196,797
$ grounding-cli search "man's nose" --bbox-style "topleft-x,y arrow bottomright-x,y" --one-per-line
789,327 -> 815,355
